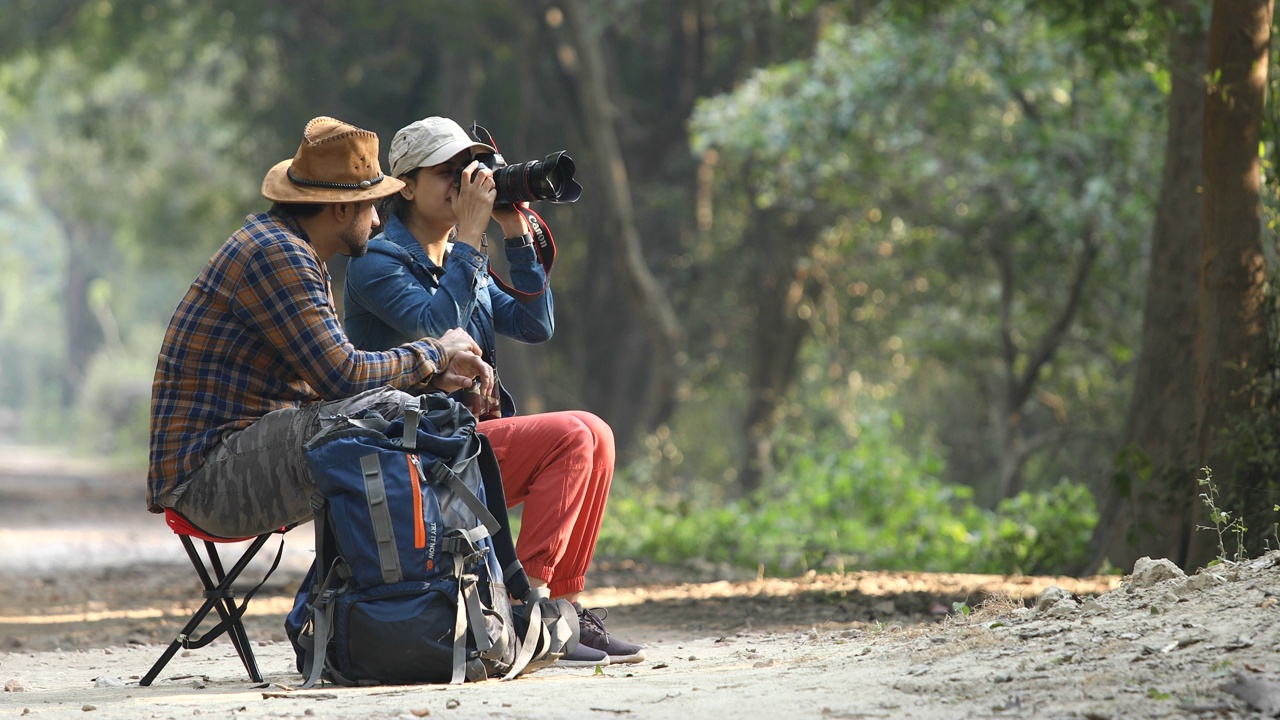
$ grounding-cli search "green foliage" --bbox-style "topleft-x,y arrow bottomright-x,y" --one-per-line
75,323 -> 165,464
985,480 -> 1098,574
684,1 -> 1160,502
599,406 -> 1097,576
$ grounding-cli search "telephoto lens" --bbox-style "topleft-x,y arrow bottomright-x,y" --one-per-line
492,151 -> 582,206
466,123 -> 583,207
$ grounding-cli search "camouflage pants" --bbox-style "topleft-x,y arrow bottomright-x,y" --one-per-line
161,385 -> 412,538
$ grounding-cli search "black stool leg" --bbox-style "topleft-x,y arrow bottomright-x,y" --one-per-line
140,533 -> 272,686
204,540 -> 264,682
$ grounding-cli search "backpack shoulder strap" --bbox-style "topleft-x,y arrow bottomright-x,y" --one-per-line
474,432 -> 530,599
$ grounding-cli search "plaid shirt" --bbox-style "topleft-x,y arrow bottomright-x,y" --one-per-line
146,211 -> 447,511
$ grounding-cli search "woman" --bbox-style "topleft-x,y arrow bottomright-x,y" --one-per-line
344,116 -> 642,667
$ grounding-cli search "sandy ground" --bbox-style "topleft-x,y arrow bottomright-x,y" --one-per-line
2,445 -> 1280,719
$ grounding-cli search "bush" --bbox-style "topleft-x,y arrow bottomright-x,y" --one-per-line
599,411 -> 1097,576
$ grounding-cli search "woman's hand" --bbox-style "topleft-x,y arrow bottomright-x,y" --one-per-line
453,160 -> 496,249
492,201 -> 530,238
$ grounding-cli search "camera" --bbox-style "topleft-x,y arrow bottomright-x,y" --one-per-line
455,123 -> 582,206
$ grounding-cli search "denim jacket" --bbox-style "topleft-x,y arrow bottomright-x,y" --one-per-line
343,214 -> 554,417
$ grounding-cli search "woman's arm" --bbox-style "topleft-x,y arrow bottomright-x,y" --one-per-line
345,243 -> 486,343
488,233 -> 554,343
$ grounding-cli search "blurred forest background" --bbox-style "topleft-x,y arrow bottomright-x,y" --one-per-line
1,0 -> 1278,579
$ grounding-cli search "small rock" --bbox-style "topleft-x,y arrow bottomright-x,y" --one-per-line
445,698 -> 460,710
93,677 -> 124,688
1043,598 -> 1079,618
81,705 -> 96,712
1129,557 -> 1185,587
1176,572 -> 1226,596
1222,673 -> 1280,715
1034,586 -> 1072,612
1080,598 -> 1106,614
4,678 -> 24,692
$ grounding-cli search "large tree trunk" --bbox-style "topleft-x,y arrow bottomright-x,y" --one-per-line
1088,0 -> 1206,573
58,223 -> 104,406
738,207 -> 824,495
553,0 -> 685,435
1191,0 -> 1273,570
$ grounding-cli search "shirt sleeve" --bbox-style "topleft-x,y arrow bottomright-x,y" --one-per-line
231,240 -> 446,399
346,242 -> 485,341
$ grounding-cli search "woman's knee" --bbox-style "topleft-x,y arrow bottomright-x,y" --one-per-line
565,411 -> 615,463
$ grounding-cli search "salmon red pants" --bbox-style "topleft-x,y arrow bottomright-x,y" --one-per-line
478,410 -> 614,597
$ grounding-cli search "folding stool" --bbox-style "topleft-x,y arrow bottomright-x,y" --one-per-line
140,509 -> 287,686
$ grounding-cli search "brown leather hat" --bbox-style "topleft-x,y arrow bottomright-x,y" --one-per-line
261,117 -> 405,203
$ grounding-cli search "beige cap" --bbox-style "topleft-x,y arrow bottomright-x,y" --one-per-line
388,117 -> 496,178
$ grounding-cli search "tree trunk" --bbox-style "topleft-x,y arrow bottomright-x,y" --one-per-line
1192,0 -> 1273,570
553,0 -> 685,435
988,214 -> 1099,502
60,224 -> 104,405
737,207 -> 823,495
1088,0 -> 1206,574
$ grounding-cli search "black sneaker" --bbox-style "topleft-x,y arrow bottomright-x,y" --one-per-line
575,603 -> 645,664
557,642 -> 610,668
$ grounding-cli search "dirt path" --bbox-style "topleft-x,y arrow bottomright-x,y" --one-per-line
2,445 -> 1279,718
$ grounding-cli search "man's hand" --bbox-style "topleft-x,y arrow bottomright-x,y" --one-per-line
430,349 -> 494,396
437,327 -> 482,361
428,328 -> 491,393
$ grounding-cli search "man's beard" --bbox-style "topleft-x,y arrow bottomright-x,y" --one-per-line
339,220 -> 369,258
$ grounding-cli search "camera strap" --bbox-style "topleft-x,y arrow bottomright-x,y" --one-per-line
489,205 -> 557,302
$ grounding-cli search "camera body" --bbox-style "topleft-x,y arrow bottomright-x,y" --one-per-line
455,124 -> 582,206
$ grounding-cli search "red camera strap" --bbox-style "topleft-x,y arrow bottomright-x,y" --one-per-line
488,205 -> 557,301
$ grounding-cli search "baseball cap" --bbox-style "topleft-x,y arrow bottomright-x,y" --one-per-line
388,117 -> 496,178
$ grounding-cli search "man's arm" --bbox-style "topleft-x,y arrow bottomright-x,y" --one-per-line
232,239 -> 446,398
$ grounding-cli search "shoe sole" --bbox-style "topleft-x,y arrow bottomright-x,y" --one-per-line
603,651 -> 645,664
556,657 -> 611,668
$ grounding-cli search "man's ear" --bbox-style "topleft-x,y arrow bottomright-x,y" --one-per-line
330,202 -> 352,223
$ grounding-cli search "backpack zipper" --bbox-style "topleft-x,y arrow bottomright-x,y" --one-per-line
406,455 -> 426,549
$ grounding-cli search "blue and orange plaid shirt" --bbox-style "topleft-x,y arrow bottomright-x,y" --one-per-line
146,211 -> 447,511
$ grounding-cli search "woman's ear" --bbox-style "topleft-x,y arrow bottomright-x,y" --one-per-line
399,175 -> 415,201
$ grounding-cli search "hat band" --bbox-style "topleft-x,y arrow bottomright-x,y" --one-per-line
287,167 -> 386,191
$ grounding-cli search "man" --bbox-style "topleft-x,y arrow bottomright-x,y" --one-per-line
146,116 -> 492,539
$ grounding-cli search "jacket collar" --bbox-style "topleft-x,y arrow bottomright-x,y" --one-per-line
382,214 -> 463,271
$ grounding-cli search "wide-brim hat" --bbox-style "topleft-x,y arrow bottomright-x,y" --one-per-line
262,116 -> 405,203
388,116 -> 496,178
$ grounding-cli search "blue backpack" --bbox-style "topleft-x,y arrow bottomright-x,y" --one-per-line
285,394 -> 579,686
